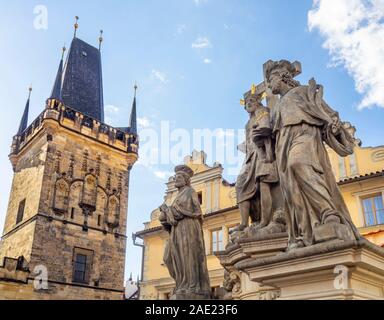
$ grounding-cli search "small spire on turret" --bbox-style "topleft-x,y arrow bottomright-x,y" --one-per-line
61,45 -> 66,59
17,86 -> 32,135
129,84 -> 138,135
50,46 -> 65,100
73,16 -> 79,38
99,30 -> 103,51
28,84 -> 32,99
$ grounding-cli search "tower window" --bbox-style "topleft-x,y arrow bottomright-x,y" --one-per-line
72,248 -> 93,284
16,199 -> 26,225
70,207 -> 75,219
73,254 -> 87,283
97,215 -> 101,226
197,192 -> 203,205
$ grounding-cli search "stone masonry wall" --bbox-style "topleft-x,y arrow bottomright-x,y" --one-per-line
30,216 -> 126,291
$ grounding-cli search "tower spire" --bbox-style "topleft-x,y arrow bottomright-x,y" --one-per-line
73,16 -> 79,38
129,84 -> 138,135
17,86 -> 32,135
99,30 -> 103,51
50,46 -> 66,100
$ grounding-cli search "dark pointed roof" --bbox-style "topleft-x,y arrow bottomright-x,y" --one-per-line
50,49 -> 65,100
18,88 -> 32,135
129,86 -> 137,135
61,37 -> 104,122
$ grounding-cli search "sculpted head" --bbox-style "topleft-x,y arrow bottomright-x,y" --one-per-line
242,85 -> 264,115
244,93 -> 263,114
264,60 -> 301,95
174,165 -> 194,188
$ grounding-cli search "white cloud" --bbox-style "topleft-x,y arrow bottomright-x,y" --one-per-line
137,117 -> 151,128
104,104 -> 120,124
176,24 -> 187,35
154,171 -> 173,180
151,69 -> 168,83
105,104 -> 119,115
308,0 -> 384,109
194,0 -> 207,5
203,58 -> 211,64
191,37 -> 212,49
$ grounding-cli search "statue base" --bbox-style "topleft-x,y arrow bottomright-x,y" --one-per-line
216,236 -> 384,300
313,222 -> 355,243
170,293 -> 211,300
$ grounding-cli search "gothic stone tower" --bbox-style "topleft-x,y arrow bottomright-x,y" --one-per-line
0,31 -> 138,299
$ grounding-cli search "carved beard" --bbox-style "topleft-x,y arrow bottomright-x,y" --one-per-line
281,72 -> 300,89
175,173 -> 190,188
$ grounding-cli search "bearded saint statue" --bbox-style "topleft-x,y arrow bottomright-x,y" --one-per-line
259,60 -> 361,250
159,165 -> 211,299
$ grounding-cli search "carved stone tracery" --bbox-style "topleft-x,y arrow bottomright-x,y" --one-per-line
51,150 -> 121,230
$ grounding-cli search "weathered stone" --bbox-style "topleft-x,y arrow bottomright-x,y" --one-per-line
0,99 -> 138,299
159,165 -> 211,300
313,222 -> 356,243
215,60 -> 384,301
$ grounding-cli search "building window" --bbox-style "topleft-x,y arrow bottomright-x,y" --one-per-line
197,192 -> 203,205
70,207 -> 75,219
73,254 -> 87,283
361,194 -> 384,227
72,248 -> 93,284
211,229 -> 223,253
16,199 -> 26,225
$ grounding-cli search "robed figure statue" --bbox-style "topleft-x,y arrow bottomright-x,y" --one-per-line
261,60 -> 361,250
159,165 -> 211,300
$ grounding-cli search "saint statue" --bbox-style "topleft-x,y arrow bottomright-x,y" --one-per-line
159,165 -> 211,300
233,85 -> 286,236
261,59 -> 361,250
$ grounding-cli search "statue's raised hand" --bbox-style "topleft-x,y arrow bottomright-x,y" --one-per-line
330,116 -> 341,135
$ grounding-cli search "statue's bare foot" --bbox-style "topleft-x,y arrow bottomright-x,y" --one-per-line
230,224 -> 247,233
253,221 -> 268,230
286,240 -> 305,252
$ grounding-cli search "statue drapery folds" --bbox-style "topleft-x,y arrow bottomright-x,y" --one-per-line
263,60 -> 360,249
159,165 -> 211,300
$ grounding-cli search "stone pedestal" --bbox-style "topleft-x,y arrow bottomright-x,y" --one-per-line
217,237 -> 384,300
170,292 -> 210,300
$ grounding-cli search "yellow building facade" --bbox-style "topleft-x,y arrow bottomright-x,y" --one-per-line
136,139 -> 384,300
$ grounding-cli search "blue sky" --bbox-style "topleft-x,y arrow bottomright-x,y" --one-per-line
0,0 -> 383,282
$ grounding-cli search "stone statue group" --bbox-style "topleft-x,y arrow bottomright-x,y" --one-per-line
158,60 -> 361,300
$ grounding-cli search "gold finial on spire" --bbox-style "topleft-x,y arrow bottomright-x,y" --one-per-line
74,16 -> 79,38
99,30 -> 104,51
61,45 -> 66,59
28,84 -> 33,99
240,99 -> 245,106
